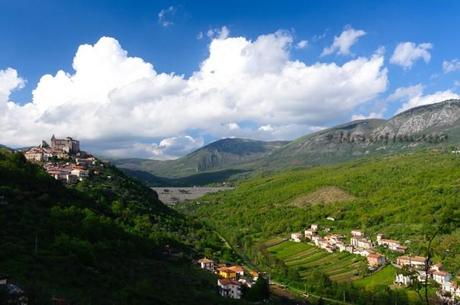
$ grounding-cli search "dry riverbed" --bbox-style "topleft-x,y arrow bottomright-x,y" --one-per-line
152,186 -> 233,205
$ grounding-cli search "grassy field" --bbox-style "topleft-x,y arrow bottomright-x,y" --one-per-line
267,240 -> 366,282
354,265 -> 397,290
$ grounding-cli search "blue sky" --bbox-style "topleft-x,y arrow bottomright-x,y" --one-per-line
1,0 -> 460,158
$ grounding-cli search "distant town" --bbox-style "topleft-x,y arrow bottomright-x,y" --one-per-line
23,135 -> 103,184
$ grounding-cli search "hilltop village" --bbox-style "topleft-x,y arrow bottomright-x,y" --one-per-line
23,136 -> 102,184
291,224 -> 460,302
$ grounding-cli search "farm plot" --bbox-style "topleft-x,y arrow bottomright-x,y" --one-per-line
267,240 -> 365,282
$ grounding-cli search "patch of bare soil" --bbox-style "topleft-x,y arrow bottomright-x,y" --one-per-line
290,186 -> 355,207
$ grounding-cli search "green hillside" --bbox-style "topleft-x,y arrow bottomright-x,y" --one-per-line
0,151 -> 243,305
177,151 -> 460,304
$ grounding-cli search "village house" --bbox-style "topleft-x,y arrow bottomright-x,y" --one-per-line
396,256 -> 428,269
432,271 -> 452,285
354,248 -> 373,257
350,236 -> 373,249
24,147 -> 47,162
351,230 -> 364,238
325,234 -> 343,245
304,228 -> 316,240
376,234 -> 407,253
217,267 -> 237,279
198,258 -> 214,271
228,265 -> 245,277
217,278 -> 242,299
291,232 -> 302,243
70,167 -> 90,179
395,273 -> 413,286
311,224 -> 319,232
367,252 -> 386,267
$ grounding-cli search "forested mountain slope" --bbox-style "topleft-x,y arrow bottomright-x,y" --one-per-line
0,151 -> 240,305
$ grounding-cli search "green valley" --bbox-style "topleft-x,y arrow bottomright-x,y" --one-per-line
177,151 -> 460,304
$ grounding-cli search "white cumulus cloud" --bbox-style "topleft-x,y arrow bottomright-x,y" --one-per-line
390,42 -> 432,69
390,84 -> 459,113
321,26 -> 366,56
0,32 -> 388,157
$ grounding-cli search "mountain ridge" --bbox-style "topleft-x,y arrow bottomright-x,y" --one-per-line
115,99 -> 460,186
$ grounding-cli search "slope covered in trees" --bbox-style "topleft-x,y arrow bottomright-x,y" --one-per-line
0,151 -> 240,305
178,151 -> 460,304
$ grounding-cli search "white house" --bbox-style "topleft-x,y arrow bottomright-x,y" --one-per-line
350,237 -> 373,249
395,273 -> 413,286
71,168 -> 89,179
310,224 -> 319,232
432,271 -> 452,285
376,234 -> 406,253
304,229 -> 316,240
291,232 -> 302,242
198,258 -> 214,271
218,279 -> 242,299
396,256 -> 428,269
351,230 -> 364,237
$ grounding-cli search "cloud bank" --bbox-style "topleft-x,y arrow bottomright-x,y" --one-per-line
0,31 -> 389,158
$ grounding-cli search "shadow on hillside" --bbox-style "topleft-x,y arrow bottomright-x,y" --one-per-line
120,168 -> 250,186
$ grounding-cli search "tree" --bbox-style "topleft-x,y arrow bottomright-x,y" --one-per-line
421,211 -> 460,305
244,277 -> 269,301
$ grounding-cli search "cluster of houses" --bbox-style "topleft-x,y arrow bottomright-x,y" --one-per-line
23,136 -> 101,184
198,258 -> 259,299
291,225 -> 393,268
0,273 -> 28,305
394,258 -> 460,301
291,224 -> 459,302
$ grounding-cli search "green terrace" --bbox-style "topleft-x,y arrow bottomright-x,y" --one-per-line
266,241 -> 366,282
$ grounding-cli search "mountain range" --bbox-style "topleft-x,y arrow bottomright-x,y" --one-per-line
115,99 -> 460,186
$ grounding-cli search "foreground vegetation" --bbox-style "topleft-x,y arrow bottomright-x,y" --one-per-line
0,150 -> 242,305
177,151 -> 460,304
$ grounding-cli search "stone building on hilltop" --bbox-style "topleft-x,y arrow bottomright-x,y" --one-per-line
51,135 -> 80,154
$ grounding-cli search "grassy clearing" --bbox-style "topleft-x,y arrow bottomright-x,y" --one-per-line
354,265 -> 397,290
267,241 -> 365,282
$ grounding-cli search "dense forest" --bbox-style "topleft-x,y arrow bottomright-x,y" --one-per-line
0,149 -> 243,305
177,150 -> 460,304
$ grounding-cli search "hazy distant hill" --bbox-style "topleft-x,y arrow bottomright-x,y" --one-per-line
116,99 -> 460,186
114,138 -> 288,184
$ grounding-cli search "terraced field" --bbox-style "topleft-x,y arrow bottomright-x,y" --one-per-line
267,240 -> 366,282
